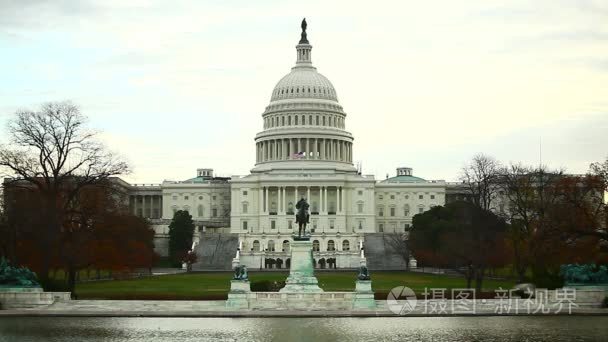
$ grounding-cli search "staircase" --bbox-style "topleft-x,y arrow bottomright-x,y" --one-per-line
192,233 -> 239,270
363,233 -> 409,270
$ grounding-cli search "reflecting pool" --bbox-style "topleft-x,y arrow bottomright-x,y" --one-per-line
0,316 -> 607,342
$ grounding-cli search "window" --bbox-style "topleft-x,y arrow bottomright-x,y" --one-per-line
198,196 -> 203,200
253,240 -> 260,252
212,196 -> 217,201
390,207 -> 395,217
282,240 -> 290,252
390,195 -> 395,200
418,207 -> 424,214
379,195 -> 383,200
242,203 -> 248,214
242,221 -> 248,230
419,195 -> 423,199
329,220 -> 335,229
431,194 -> 435,199
405,195 -> 409,199
342,240 -> 350,251
197,205 -> 204,217
271,220 -> 276,229
378,208 -> 384,216
243,190 -> 248,196
327,240 -> 335,251
358,190 -> 363,196
172,196 -> 177,200
313,240 -> 320,252
184,195 -> 188,200
212,208 -> 218,217
288,220 -> 293,229
404,204 -> 410,216
379,224 -> 384,232
358,221 -> 363,230
267,240 -> 275,252
357,203 -> 364,213
404,223 -> 410,230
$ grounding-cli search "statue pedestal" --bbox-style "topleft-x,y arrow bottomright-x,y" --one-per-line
353,280 -> 376,309
226,280 -> 250,309
280,239 -> 323,293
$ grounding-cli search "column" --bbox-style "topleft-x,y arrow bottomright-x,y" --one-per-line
307,186 -> 311,202
264,187 -> 268,213
282,139 -> 287,160
337,187 -> 341,213
282,187 -> 286,213
294,186 -> 298,204
324,187 -> 328,213
259,187 -> 264,213
306,138 -> 310,159
319,187 -> 323,214
313,138 -> 317,159
341,186 -> 345,213
320,139 -> 325,160
142,195 -> 147,218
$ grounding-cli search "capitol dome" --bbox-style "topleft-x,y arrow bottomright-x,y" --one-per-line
252,18 -> 356,174
270,68 -> 338,102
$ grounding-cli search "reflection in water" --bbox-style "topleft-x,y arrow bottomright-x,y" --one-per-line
0,316 -> 607,342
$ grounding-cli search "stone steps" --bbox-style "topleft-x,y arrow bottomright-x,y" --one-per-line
192,233 -> 238,270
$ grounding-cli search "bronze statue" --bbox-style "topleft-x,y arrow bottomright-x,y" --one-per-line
233,265 -> 248,280
357,265 -> 371,280
295,197 -> 310,238
299,18 -> 309,44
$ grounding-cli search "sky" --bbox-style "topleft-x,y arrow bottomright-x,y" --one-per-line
0,0 -> 607,184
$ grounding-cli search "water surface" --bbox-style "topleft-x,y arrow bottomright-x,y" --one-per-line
0,316 -> 607,342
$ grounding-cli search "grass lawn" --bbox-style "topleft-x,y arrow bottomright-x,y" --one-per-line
75,271 -> 515,300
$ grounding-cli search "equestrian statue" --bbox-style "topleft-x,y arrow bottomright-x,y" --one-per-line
295,197 -> 310,239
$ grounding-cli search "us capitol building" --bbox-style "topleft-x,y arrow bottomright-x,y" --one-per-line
124,21 -> 448,270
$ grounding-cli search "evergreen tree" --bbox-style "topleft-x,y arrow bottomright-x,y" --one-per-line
168,210 -> 195,267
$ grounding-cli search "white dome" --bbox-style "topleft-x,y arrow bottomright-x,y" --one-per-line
270,67 -> 338,102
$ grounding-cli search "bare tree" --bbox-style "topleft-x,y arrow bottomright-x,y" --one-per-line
499,164 -> 563,282
459,153 -> 502,211
385,233 -> 411,270
0,101 -> 129,283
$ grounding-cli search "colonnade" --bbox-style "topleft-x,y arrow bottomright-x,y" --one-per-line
130,195 -> 163,219
259,185 -> 346,214
256,138 -> 352,163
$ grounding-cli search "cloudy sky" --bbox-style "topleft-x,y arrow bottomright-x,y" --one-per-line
1,0 -> 606,183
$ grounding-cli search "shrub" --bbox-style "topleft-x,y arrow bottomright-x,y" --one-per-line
250,280 -> 285,292
38,278 -> 70,292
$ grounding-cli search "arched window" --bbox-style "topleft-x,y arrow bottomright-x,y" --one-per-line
404,204 -> 410,216
282,240 -> 290,252
327,240 -> 335,251
197,204 -> 204,217
253,240 -> 260,252
313,240 -> 320,252
267,240 -> 275,252
342,240 -> 350,251
295,116 -> 298,125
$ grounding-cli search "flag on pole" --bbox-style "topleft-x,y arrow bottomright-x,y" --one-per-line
291,151 -> 305,159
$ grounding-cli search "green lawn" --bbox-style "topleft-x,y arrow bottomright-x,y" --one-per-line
75,271 -> 515,300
